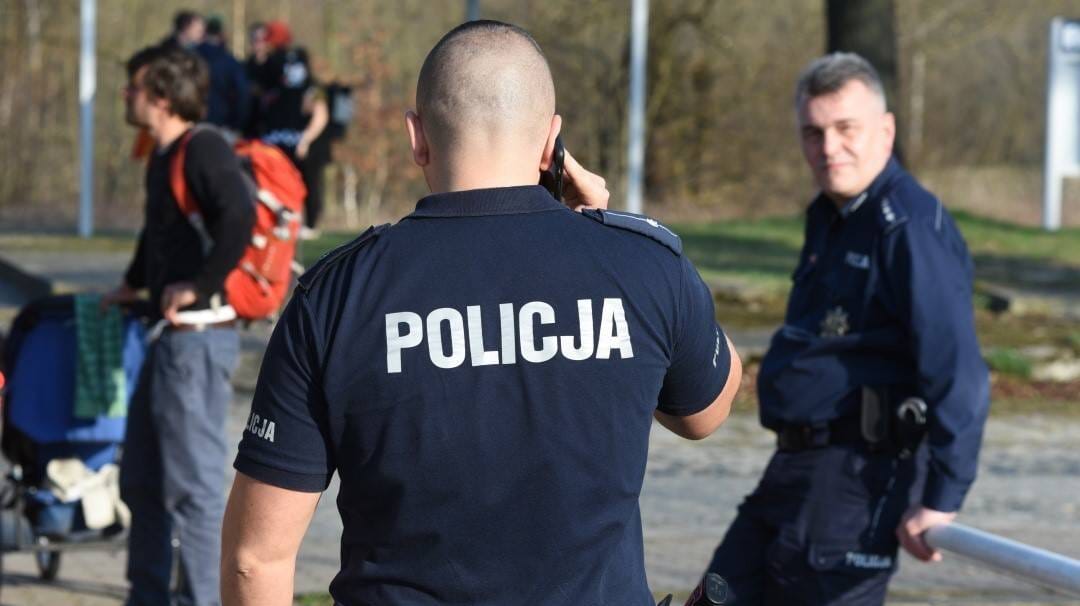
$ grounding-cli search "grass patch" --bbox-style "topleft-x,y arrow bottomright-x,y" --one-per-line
992,397 -> 1078,416
974,308 -> 1080,350
9,208 -> 1076,293
982,348 -> 1033,378
713,295 -> 787,329
1067,331 -> 1080,355
672,217 -> 802,297
6,212 -> 1077,355
951,210 -> 1080,266
674,210 -> 1080,281
297,232 -> 359,269
0,231 -> 138,254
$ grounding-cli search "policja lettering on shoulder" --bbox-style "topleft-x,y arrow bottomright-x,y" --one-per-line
385,297 -> 633,373
244,412 -> 276,443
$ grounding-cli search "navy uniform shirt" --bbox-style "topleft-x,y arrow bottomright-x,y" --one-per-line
758,158 -> 990,512
235,186 -> 731,605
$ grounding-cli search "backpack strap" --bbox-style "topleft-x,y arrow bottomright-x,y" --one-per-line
169,125 -> 216,255
170,127 -> 201,217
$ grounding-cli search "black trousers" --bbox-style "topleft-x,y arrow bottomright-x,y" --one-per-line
704,443 -> 927,606
300,155 -> 327,229
278,143 -> 328,229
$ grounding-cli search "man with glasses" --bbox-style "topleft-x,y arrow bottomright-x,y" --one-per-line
107,45 -> 253,606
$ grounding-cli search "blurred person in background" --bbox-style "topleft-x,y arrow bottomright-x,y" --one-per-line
133,11 -> 205,161
162,10 -> 205,50
296,61 -> 347,241
252,20 -> 328,238
243,22 -> 270,139
246,21 -> 271,68
687,52 -> 990,606
196,15 -> 250,135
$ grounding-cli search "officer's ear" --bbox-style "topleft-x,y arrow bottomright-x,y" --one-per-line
539,114 -> 563,171
405,110 -> 430,168
881,111 -> 896,152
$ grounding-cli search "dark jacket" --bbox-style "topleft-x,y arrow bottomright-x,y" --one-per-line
195,42 -> 250,132
757,158 -> 991,512
125,128 -> 254,316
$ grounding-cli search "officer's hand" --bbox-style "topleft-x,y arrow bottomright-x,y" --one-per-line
561,150 -> 609,211
161,281 -> 198,325
896,504 -> 956,562
100,283 -> 139,312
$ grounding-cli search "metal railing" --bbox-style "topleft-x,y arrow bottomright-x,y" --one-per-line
925,523 -> 1080,597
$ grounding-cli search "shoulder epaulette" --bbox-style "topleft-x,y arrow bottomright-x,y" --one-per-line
876,196 -> 908,233
580,209 -> 682,255
297,223 -> 389,292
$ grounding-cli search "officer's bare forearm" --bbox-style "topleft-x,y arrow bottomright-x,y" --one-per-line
221,555 -> 296,606
221,473 -> 320,606
221,507 -> 299,605
655,337 -> 741,440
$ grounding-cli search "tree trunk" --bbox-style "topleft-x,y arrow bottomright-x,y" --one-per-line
826,0 -> 904,164
232,0 -> 246,56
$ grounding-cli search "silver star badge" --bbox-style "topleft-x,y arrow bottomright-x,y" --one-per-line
820,306 -> 850,337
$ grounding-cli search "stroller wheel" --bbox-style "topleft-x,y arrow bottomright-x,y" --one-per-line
36,549 -> 60,581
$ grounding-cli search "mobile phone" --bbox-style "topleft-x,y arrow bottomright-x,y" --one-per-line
540,135 -> 564,201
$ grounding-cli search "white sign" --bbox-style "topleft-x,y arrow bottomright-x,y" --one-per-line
1043,17 -> 1080,231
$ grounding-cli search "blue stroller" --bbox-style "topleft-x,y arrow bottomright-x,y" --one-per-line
0,294 -> 147,581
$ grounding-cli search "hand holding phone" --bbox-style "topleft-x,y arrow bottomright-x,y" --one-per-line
540,135 -> 565,201
560,146 -> 609,212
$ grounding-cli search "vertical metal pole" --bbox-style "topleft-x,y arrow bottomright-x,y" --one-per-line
466,0 -> 480,22
626,0 -> 649,214
1043,18 -> 1064,232
78,0 -> 96,238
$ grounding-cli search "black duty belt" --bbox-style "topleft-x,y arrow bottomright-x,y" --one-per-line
776,415 -> 864,452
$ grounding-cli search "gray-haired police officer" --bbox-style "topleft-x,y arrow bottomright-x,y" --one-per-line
693,53 -> 990,606
221,21 -> 742,606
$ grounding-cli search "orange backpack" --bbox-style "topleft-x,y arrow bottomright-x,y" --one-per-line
170,128 -> 307,321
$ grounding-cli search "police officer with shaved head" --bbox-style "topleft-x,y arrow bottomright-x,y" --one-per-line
221,21 -> 741,605
688,53 -> 990,606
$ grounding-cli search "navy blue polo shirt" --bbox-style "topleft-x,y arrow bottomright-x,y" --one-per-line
757,158 -> 990,512
235,185 -> 730,605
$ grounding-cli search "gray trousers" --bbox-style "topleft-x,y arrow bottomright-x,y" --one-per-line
120,328 -> 239,606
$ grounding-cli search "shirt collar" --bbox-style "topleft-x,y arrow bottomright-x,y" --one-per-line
811,156 -> 904,221
408,185 -> 567,218
861,156 -> 903,207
